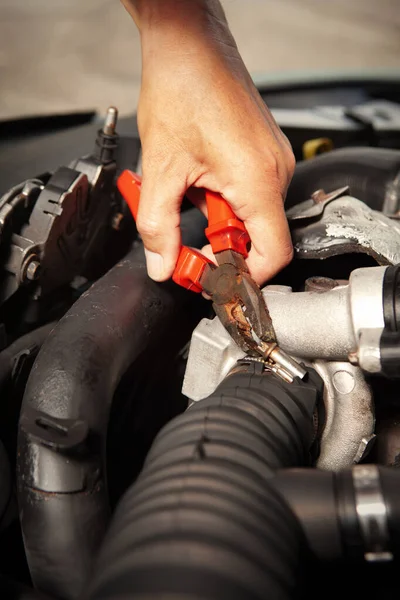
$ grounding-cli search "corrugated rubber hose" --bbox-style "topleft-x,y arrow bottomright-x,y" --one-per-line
85,362 -> 323,600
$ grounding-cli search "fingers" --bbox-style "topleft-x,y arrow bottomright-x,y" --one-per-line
136,173 -> 185,282
137,159 -> 293,286
190,159 -> 294,286
244,204 -> 293,285
200,203 -> 293,287
224,176 -> 294,286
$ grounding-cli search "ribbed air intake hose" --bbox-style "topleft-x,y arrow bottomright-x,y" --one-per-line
286,147 -> 400,211
85,362 -> 323,600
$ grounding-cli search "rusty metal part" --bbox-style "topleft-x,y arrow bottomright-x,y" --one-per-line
198,247 -> 305,382
214,248 -> 248,270
197,248 -> 306,382
305,276 -> 338,293
201,251 -> 276,354
289,195 -> 400,264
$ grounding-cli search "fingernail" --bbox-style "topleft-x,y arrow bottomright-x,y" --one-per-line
144,249 -> 164,281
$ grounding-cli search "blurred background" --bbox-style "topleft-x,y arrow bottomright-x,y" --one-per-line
1,0 -> 400,120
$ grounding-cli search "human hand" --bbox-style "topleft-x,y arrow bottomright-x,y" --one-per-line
122,0 -> 295,285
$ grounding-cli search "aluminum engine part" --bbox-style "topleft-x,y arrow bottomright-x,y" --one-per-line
183,330 -> 375,470
287,193 -> 400,265
260,284 -> 353,360
183,265 -> 388,402
182,316 -> 245,401
313,360 -> 375,471
183,266 -> 385,471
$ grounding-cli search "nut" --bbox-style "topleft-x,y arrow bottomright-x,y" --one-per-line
25,259 -> 41,281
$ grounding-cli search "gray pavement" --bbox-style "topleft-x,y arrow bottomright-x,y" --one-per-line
0,0 -> 399,120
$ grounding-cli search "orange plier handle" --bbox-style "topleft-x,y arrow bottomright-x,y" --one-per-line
117,170 -> 250,293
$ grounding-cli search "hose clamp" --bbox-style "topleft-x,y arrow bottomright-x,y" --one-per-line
352,465 -> 393,562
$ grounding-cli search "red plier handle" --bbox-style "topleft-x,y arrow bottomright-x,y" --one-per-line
117,170 -> 250,293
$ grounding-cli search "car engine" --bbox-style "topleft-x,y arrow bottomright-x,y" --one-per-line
1,99 -> 400,600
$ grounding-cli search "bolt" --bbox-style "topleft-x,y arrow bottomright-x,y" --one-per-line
25,259 -> 41,281
311,189 -> 327,204
311,186 -> 350,205
103,106 -> 118,135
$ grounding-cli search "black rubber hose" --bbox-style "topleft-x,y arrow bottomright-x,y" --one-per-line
17,209 -> 207,600
85,362 -> 322,600
375,467 -> 400,559
0,439 -> 11,530
274,466 -> 400,566
286,147 -> 400,211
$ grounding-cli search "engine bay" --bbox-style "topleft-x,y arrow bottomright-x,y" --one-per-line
1,87 -> 400,599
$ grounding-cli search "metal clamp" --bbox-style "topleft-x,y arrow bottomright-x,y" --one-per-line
352,464 -> 393,562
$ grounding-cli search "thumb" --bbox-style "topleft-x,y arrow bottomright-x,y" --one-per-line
137,173 -> 185,282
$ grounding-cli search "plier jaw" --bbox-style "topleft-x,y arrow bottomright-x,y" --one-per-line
117,170 -> 306,383
200,250 -> 275,356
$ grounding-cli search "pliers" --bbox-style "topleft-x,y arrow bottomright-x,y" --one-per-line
117,170 -> 306,382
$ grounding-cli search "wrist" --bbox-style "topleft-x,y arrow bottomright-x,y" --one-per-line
132,0 -> 225,30
128,0 -> 234,58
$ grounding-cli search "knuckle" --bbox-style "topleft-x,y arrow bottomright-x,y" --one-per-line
261,146 -> 296,190
285,148 -> 296,177
263,150 -> 280,178
262,152 -> 287,192
136,215 -> 163,239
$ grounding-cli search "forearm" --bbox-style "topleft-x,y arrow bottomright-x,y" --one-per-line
121,0 -> 235,54
121,0 -> 226,29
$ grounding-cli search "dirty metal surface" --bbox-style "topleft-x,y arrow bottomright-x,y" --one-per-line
289,195 -> 400,264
